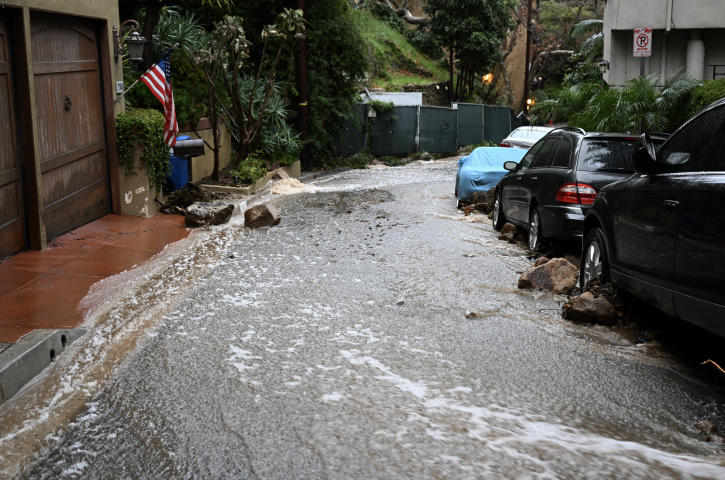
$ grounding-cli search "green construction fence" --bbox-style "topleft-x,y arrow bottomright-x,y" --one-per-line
335,103 -> 527,157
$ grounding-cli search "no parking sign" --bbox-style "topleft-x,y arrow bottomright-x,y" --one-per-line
634,27 -> 652,57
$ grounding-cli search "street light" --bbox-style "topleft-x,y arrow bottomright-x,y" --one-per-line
526,98 -> 535,111
114,20 -> 146,64
482,73 -> 493,84
599,59 -> 609,88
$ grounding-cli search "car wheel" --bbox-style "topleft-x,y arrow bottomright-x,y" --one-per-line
580,227 -> 611,291
528,207 -> 542,251
456,198 -> 462,209
492,190 -> 505,230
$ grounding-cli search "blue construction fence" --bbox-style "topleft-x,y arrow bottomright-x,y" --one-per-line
335,103 -> 528,157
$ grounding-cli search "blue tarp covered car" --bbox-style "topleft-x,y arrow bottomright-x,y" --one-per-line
455,147 -> 527,203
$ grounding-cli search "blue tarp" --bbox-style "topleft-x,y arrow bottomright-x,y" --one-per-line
455,147 -> 527,202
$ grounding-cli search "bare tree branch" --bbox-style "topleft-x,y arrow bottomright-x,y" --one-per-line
381,0 -> 430,25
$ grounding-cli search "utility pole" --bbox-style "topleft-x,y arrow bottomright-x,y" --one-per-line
296,0 -> 311,170
522,0 -> 533,114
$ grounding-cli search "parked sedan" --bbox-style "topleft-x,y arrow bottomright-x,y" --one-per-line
500,126 -> 554,149
582,99 -> 725,336
492,128 -> 667,251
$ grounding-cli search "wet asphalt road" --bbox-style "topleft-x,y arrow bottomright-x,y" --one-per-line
17,160 -> 725,478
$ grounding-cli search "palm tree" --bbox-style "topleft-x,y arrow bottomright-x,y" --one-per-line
531,69 -> 702,133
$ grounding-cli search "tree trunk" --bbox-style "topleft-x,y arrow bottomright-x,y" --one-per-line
140,1 -> 164,71
209,82 -> 220,181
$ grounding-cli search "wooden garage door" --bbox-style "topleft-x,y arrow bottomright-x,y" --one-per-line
31,14 -> 109,239
0,17 -> 25,259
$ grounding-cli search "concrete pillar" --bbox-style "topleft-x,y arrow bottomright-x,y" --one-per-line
686,30 -> 705,80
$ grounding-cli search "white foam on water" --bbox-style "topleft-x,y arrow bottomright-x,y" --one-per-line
270,178 -> 317,195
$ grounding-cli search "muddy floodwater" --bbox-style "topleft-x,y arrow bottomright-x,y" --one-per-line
3,159 -> 725,478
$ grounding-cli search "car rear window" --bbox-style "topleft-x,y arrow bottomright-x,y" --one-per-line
528,130 -> 549,141
577,138 -> 640,173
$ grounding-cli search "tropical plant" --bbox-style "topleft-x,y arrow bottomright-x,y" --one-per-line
532,69 -> 703,134
568,18 -> 603,39
150,6 -> 210,60
199,11 -> 305,164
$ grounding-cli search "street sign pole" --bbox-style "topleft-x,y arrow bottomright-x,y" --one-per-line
633,27 -> 652,133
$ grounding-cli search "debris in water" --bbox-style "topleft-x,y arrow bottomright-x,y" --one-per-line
702,360 -> 725,379
464,254 -> 475,257
465,310 -> 481,318
396,297 -> 405,305
706,435 -> 725,443
271,178 -> 317,195
185,202 -> 235,227
695,421 -> 718,434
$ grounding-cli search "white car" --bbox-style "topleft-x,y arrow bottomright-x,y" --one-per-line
500,126 -> 554,149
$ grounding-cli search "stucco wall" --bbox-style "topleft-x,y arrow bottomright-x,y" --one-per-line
604,0 -> 725,83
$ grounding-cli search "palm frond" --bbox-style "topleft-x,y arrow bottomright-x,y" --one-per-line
569,19 -> 603,39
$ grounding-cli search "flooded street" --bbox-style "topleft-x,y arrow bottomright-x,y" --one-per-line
6,159 -> 725,478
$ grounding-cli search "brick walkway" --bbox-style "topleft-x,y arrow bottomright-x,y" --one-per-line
0,213 -> 191,343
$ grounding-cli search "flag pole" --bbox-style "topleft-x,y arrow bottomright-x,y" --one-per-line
114,44 -> 179,105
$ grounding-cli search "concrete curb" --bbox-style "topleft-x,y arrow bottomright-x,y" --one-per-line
201,161 -> 301,196
0,329 -> 86,404
298,167 -> 353,184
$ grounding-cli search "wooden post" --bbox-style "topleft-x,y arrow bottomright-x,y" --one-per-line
522,0 -> 533,113
296,0 -> 311,170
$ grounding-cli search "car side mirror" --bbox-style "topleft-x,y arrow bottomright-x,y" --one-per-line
504,161 -> 518,171
632,133 -> 657,173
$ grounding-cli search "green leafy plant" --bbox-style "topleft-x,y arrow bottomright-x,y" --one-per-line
116,109 -> 171,191
470,140 -> 497,148
368,99 -> 395,114
347,149 -> 374,169
532,69 -> 703,134
684,78 -> 725,118
232,154 -> 268,184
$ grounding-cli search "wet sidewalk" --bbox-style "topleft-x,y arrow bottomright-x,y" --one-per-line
0,213 -> 191,345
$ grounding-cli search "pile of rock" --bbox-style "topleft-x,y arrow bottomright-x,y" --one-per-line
695,421 -> 724,443
472,188 -> 495,214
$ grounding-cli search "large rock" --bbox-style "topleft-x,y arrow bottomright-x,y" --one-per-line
245,203 -> 281,228
185,202 -> 234,227
567,292 -> 617,326
518,258 -> 578,295
420,152 -> 432,161
534,257 -> 550,268
501,222 -> 517,235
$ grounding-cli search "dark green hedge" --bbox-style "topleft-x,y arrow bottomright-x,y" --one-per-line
116,109 -> 171,190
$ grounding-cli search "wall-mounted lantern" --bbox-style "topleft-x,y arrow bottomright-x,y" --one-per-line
114,20 -> 146,64
599,60 -> 610,74
526,98 -> 535,110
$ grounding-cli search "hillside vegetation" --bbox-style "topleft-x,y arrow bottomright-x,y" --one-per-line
353,8 -> 448,90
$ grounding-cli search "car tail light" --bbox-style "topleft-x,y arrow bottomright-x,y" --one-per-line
577,184 -> 597,204
500,141 -> 510,148
556,183 -> 597,204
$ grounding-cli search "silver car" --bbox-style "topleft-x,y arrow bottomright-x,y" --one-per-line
500,126 -> 554,149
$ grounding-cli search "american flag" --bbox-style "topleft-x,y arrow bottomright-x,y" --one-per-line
140,52 -> 178,147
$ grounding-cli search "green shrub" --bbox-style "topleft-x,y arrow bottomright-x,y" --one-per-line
115,109 -> 171,190
348,150 -> 374,169
233,155 -> 267,185
470,140 -> 497,148
685,78 -> 725,118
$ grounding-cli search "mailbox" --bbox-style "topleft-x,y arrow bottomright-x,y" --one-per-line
173,139 -> 205,158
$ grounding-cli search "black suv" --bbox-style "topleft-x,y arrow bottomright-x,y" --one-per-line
492,128 -> 667,250
582,99 -> 725,336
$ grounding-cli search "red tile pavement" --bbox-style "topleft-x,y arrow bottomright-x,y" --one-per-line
0,213 -> 191,343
